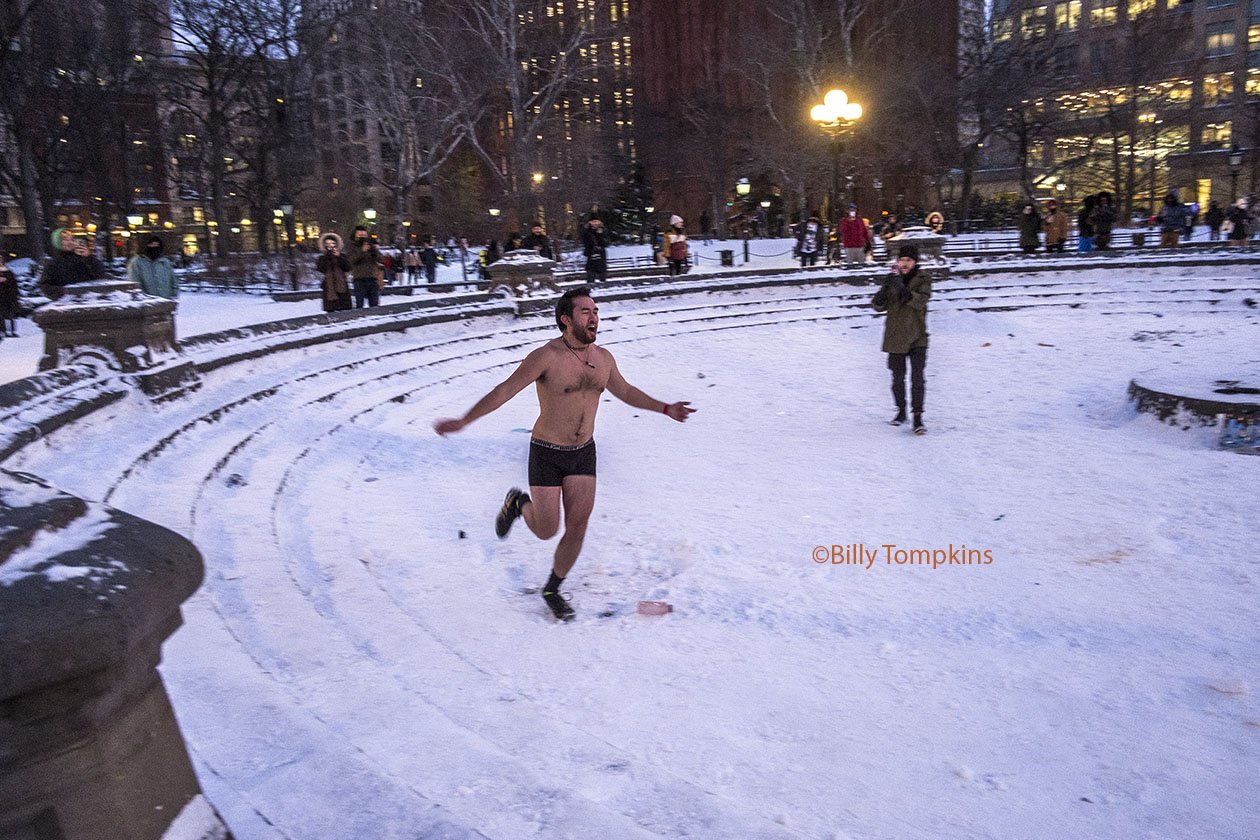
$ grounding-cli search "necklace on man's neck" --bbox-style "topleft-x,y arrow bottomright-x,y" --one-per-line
562,336 -> 595,368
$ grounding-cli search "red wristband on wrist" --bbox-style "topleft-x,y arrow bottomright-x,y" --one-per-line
662,403 -> 669,414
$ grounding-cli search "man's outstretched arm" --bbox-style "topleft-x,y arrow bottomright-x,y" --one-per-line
434,347 -> 548,435
606,357 -> 695,423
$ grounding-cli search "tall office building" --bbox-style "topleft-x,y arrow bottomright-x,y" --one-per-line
983,0 -> 1258,209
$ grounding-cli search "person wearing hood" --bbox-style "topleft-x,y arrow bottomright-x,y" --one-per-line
40,228 -> 106,299
1091,191 -> 1116,250
316,233 -> 352,311
1018,202 -> 1041,254
796,213 -> 824,267
1041,199 -> 1069,252
127,235 -> 178,299
663,214 -> 689,276
580,216 -> 608,282
1225,198 -> 1250,246
1077,195 -> 1097,253
1204,200 -> 1225,241
872,243 -> 932,435
347,224 -> 383,307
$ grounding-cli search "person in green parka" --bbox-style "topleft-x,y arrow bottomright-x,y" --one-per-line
872,243 -> 933,435
127,235 -> 179,299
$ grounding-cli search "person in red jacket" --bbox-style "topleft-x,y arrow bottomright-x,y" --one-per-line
838,204 -> 872,267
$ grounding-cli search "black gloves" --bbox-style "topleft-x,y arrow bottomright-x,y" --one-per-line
888,275 -> 912,304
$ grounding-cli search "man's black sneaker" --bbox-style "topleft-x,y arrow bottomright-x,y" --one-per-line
913,415 -> 927,435
890,409 -> 907,426
495,488 -> 530,538
542,590 -> 575,622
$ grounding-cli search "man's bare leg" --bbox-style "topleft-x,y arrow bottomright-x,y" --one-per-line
538,476 -> 595,621
552,475 -> 596,578
520,486 -> 561,539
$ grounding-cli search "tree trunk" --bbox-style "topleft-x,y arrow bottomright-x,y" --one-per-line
17,135 -> 45,262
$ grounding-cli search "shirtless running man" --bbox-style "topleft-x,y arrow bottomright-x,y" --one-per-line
433,287 -> 695,621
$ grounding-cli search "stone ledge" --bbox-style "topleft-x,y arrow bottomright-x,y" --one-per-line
0,471 -> 203,705
1129,368 -> 1260,428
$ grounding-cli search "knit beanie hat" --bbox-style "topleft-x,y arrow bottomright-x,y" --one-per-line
51,227 -> 69,250
669,214 -> 683,227
897,243 -> 920,262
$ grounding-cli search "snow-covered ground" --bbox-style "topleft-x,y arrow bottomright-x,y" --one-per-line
5,264 -> 1260,838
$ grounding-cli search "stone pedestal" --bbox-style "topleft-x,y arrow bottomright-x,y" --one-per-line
894,226 -> 949,264
32,280 -> 201,401
0,470 -> 229,840
485,251 -> 559,297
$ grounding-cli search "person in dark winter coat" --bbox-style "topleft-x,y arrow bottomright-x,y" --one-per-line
346,225 -> 383,308
419,241 -> 440,283
1156,193 -> 1188,247
127,235 -> 179,299
1204,200 -> 1225,241
581,217 -> 608,282
40,228 -> 106,299
1018,203 -> 1042,254
1225,199 -> 1250,245
872,242 -> 932,434
316,233 -> 352,311
1092,192 -> 1116,250
0,253 -> 20,336
521,221 -> 555,260
1077,195 -> 1097,253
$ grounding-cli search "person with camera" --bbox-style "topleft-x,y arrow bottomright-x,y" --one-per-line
580,216 -> 608,283
40,228 -> 106,300
316,233 -> 352,311
347,224 -> 383,308
872,243 -> 932,435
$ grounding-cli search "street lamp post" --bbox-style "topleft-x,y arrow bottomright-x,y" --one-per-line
279,197 -> 296,290
735,178 -> 751,263
126,214 -> 143,256
1229,143 -> 1244,204
810,89 -> 863,225
1138,112 -> 1163,215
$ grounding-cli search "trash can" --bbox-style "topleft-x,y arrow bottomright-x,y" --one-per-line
720,249 -> 734,267
1131,232 -> 1145,248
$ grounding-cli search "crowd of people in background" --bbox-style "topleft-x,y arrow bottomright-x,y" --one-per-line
15,189 -> 1260,322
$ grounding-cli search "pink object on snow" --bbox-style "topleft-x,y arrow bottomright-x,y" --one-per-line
637,601 -> 673,616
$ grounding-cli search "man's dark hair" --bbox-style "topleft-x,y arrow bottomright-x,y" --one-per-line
353,224 -> 369,233
556,286 -> 592,331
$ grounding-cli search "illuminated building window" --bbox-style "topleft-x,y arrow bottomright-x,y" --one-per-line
1203,72 -> 1234,106
993,17 -> 1013,42
1056,1 -> 1081,29
1247,67 -> 1260,98
1022,6 -> 1049,38
1201,121 -> 1232,149
1206,22 -> 1236,58
1127,0 -> 1155,18
1090,0 -> 1117,25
